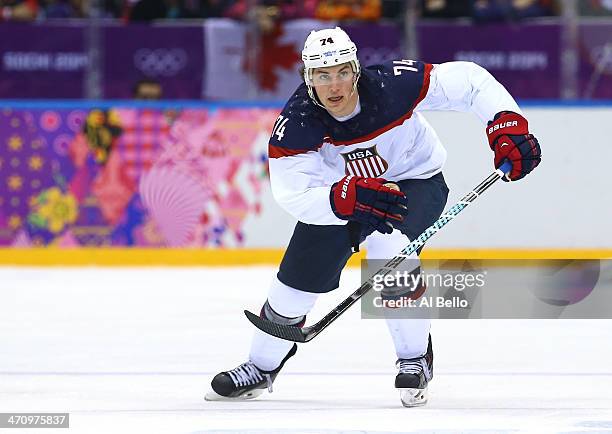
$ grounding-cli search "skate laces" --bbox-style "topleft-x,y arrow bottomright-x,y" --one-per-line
397,357 -> 432,381
227,362 -> 274,393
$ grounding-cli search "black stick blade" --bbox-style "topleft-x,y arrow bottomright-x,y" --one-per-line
244,310 -> 307,343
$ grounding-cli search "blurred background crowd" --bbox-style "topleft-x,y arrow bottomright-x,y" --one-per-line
1,0 -> 611,23
0,0 -> 611,101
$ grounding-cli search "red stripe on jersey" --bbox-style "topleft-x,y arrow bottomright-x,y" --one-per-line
364,159 -> 376,177
373,156 -> 384,176
269,143 -> 322,159
330,63 -> 434,147
362,159 -> 372,177
414,63 -> 433,109
357,159 -> 369,177
357,159 -> 370,177
330,111 -> 413,146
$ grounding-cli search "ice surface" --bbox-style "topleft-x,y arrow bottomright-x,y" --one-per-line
1,267 -> 611,434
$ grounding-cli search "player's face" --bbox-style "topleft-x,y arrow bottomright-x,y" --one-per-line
312,64 -> 358,117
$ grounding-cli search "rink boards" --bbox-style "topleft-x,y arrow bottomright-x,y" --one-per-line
0,104 -> 611,262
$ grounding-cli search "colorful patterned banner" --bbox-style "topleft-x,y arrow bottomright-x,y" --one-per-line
0,106 -> 277,247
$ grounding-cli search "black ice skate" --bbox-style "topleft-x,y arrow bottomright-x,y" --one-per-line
395,336 -> 433,407
205,344 -> 297,401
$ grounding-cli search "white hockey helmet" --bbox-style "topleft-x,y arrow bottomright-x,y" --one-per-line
301,27 -> 361,106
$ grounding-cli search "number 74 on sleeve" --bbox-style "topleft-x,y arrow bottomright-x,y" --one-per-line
272,115 -> 289,141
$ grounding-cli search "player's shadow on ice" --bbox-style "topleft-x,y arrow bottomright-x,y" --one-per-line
203,397 -> 411,410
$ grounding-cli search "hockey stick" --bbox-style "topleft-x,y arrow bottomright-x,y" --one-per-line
244,161 -> 512,343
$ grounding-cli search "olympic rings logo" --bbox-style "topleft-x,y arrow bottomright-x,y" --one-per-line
133,48 -> 187,77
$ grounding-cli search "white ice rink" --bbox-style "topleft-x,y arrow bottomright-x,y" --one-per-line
1,267 -> 612,434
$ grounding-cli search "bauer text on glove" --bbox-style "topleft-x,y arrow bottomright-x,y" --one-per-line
330,175 -> 408,234
486,111 -> 541,181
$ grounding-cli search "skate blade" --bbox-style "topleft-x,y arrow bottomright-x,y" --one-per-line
398,387 -> 428,407
204,389 -> 264,401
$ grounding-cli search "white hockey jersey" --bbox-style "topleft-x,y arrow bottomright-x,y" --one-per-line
268,60 -> 521,226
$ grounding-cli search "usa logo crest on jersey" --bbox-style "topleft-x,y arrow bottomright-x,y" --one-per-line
341,145 -> 388,177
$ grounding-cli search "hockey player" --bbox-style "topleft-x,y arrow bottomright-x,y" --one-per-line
206,27 -> 541,406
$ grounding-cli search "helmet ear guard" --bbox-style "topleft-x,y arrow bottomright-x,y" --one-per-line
301,27 -> 361,108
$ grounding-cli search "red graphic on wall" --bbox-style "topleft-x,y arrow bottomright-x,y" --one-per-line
243,24 -> 301,92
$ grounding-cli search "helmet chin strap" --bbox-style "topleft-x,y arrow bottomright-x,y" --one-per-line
349,73 -> 360,97
307,85 -> 326,109
336,74 -> 360,115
